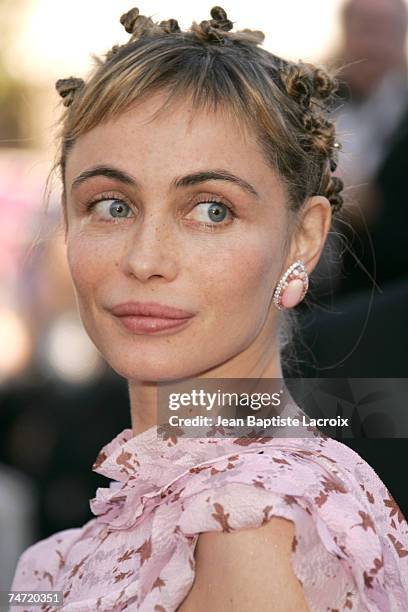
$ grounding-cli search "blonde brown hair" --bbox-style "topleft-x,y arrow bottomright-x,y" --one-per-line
54,5 -> 344,217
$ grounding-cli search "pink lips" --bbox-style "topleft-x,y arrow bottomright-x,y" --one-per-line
109,301 -> 195,334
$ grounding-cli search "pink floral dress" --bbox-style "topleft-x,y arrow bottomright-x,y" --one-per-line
11,424 -> 408,611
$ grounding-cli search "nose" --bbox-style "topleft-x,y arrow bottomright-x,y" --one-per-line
120,213 -> 178,283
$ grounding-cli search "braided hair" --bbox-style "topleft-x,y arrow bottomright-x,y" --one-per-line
55,5 -> 344,215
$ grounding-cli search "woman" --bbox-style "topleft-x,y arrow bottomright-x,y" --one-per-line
11,6 -> 408,611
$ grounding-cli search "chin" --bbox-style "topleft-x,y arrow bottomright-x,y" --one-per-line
107,354 -> 208,383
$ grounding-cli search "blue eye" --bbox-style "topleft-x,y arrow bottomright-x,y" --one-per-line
87,198 -> 133,220
191,201 -> 231,224
107,199 -> 131,218
207,202 -> 227,222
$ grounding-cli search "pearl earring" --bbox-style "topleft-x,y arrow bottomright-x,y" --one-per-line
273,259 -> 309,310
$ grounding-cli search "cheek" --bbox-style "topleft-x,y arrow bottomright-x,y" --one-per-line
66,231 -> 112,302
195,229 -> 282,315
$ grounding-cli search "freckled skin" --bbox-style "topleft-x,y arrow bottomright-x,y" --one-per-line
64,90 -> 331,418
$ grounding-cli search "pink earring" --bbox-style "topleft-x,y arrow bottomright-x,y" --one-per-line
273,259 -> 309,310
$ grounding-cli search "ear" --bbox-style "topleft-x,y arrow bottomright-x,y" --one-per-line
286,195 -> 332,273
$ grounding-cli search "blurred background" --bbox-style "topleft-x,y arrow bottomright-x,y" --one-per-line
1,0 -> 408,590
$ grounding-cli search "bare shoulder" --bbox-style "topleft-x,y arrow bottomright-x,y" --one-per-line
177,516 -> 309,612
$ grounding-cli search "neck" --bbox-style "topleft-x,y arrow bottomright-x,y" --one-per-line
129,331 -> 286,436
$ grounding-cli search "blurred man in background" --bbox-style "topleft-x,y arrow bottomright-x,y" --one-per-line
296,0 -> 408,517
331,0 -> 408,294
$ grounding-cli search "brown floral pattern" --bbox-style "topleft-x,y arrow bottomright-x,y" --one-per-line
10,426 -> 408,611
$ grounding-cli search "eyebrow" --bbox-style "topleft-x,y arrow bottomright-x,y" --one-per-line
70,164 -> 260,199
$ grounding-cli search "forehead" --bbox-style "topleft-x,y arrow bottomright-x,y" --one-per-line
64,90 -> 280,195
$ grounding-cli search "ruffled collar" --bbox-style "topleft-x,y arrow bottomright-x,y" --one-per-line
91,424 -> 239,486
88,423 -> 275,531
89,407 -> 318,532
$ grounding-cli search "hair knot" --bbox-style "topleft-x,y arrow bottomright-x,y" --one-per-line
55,77 -> 85,107
280,62 -> 339,111
199,20 -> 224,42
191,5 -> 234,45
312,67 -> 339,100
280,64 -> 314,110
210,6 -> 234,31
120,7 -> 140,34
120,7 -> 163,40
158,18 -> 181,34
326,176 -> 344,213
302,110 -> 321,134
302,110 -> 335,157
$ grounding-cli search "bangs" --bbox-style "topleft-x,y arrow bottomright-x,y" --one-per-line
59,35 -> 291,167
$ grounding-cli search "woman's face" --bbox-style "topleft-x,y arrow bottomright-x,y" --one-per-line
64,90 -> 292,381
